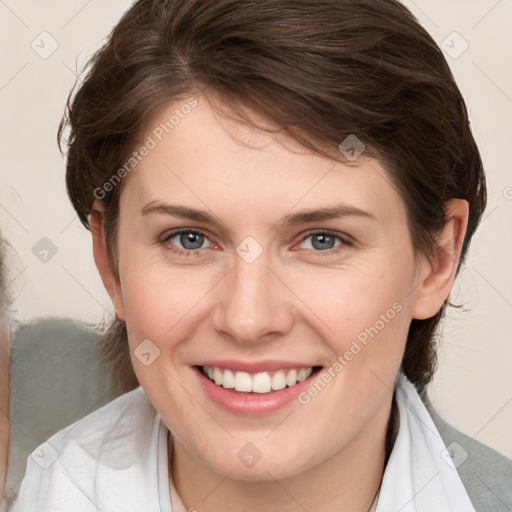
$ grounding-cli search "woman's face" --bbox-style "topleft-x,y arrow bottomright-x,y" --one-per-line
101,96 -> 434,480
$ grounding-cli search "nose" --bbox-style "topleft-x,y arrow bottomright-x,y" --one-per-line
212,252 -> 294,345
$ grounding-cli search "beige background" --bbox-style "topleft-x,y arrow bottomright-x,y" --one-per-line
0,0 -> 511,458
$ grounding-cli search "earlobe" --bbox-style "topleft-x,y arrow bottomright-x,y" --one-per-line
411,199 -> 469,320
89,200 -> 126,321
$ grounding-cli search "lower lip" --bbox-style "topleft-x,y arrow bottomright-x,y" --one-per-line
193,366 -> 321,416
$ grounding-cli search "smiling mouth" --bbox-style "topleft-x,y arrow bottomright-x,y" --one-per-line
199,365 -> 323,394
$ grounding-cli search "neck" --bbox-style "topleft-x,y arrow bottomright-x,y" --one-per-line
171,395 -> 396,512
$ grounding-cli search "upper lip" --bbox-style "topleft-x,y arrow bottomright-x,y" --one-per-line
196,360 -> 322,373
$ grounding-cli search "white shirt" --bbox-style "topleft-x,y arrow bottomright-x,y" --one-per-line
10,373 -> 474,511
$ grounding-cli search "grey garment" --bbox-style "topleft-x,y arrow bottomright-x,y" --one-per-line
426,400 -> 512,511
5,318 -> 122,500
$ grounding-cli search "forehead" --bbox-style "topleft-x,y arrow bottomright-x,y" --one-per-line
119,96 -> 405,228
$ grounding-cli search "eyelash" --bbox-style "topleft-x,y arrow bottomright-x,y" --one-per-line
160,228 -> 352,257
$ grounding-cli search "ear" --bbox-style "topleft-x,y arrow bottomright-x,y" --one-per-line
411,199 -> 469,320
89,200 -> 125,321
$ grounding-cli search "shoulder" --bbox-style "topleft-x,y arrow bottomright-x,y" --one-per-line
10,387 -> 161,511
426,401 -> 512,511
7,317 -> 122,495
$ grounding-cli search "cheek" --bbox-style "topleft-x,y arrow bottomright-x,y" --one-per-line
287,257 -> 415,347
118,257 -> 216,348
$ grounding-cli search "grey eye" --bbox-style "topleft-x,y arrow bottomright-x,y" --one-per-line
301,233 -> 342,251
164,230 -> 212,251
179,231 -> 205,250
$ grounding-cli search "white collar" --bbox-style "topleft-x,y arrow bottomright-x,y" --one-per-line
376,372 -> 475,511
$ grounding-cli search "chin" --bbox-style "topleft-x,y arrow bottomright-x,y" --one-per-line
201,442 -> 316,483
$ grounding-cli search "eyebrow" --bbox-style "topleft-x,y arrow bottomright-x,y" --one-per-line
140,201 -> 376,229
278,205 -> 376,226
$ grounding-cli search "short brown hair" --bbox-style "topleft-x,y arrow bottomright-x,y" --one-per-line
59,0 -> 486,394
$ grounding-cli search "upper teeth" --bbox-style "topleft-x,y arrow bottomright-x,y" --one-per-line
203,366 -> 313,394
